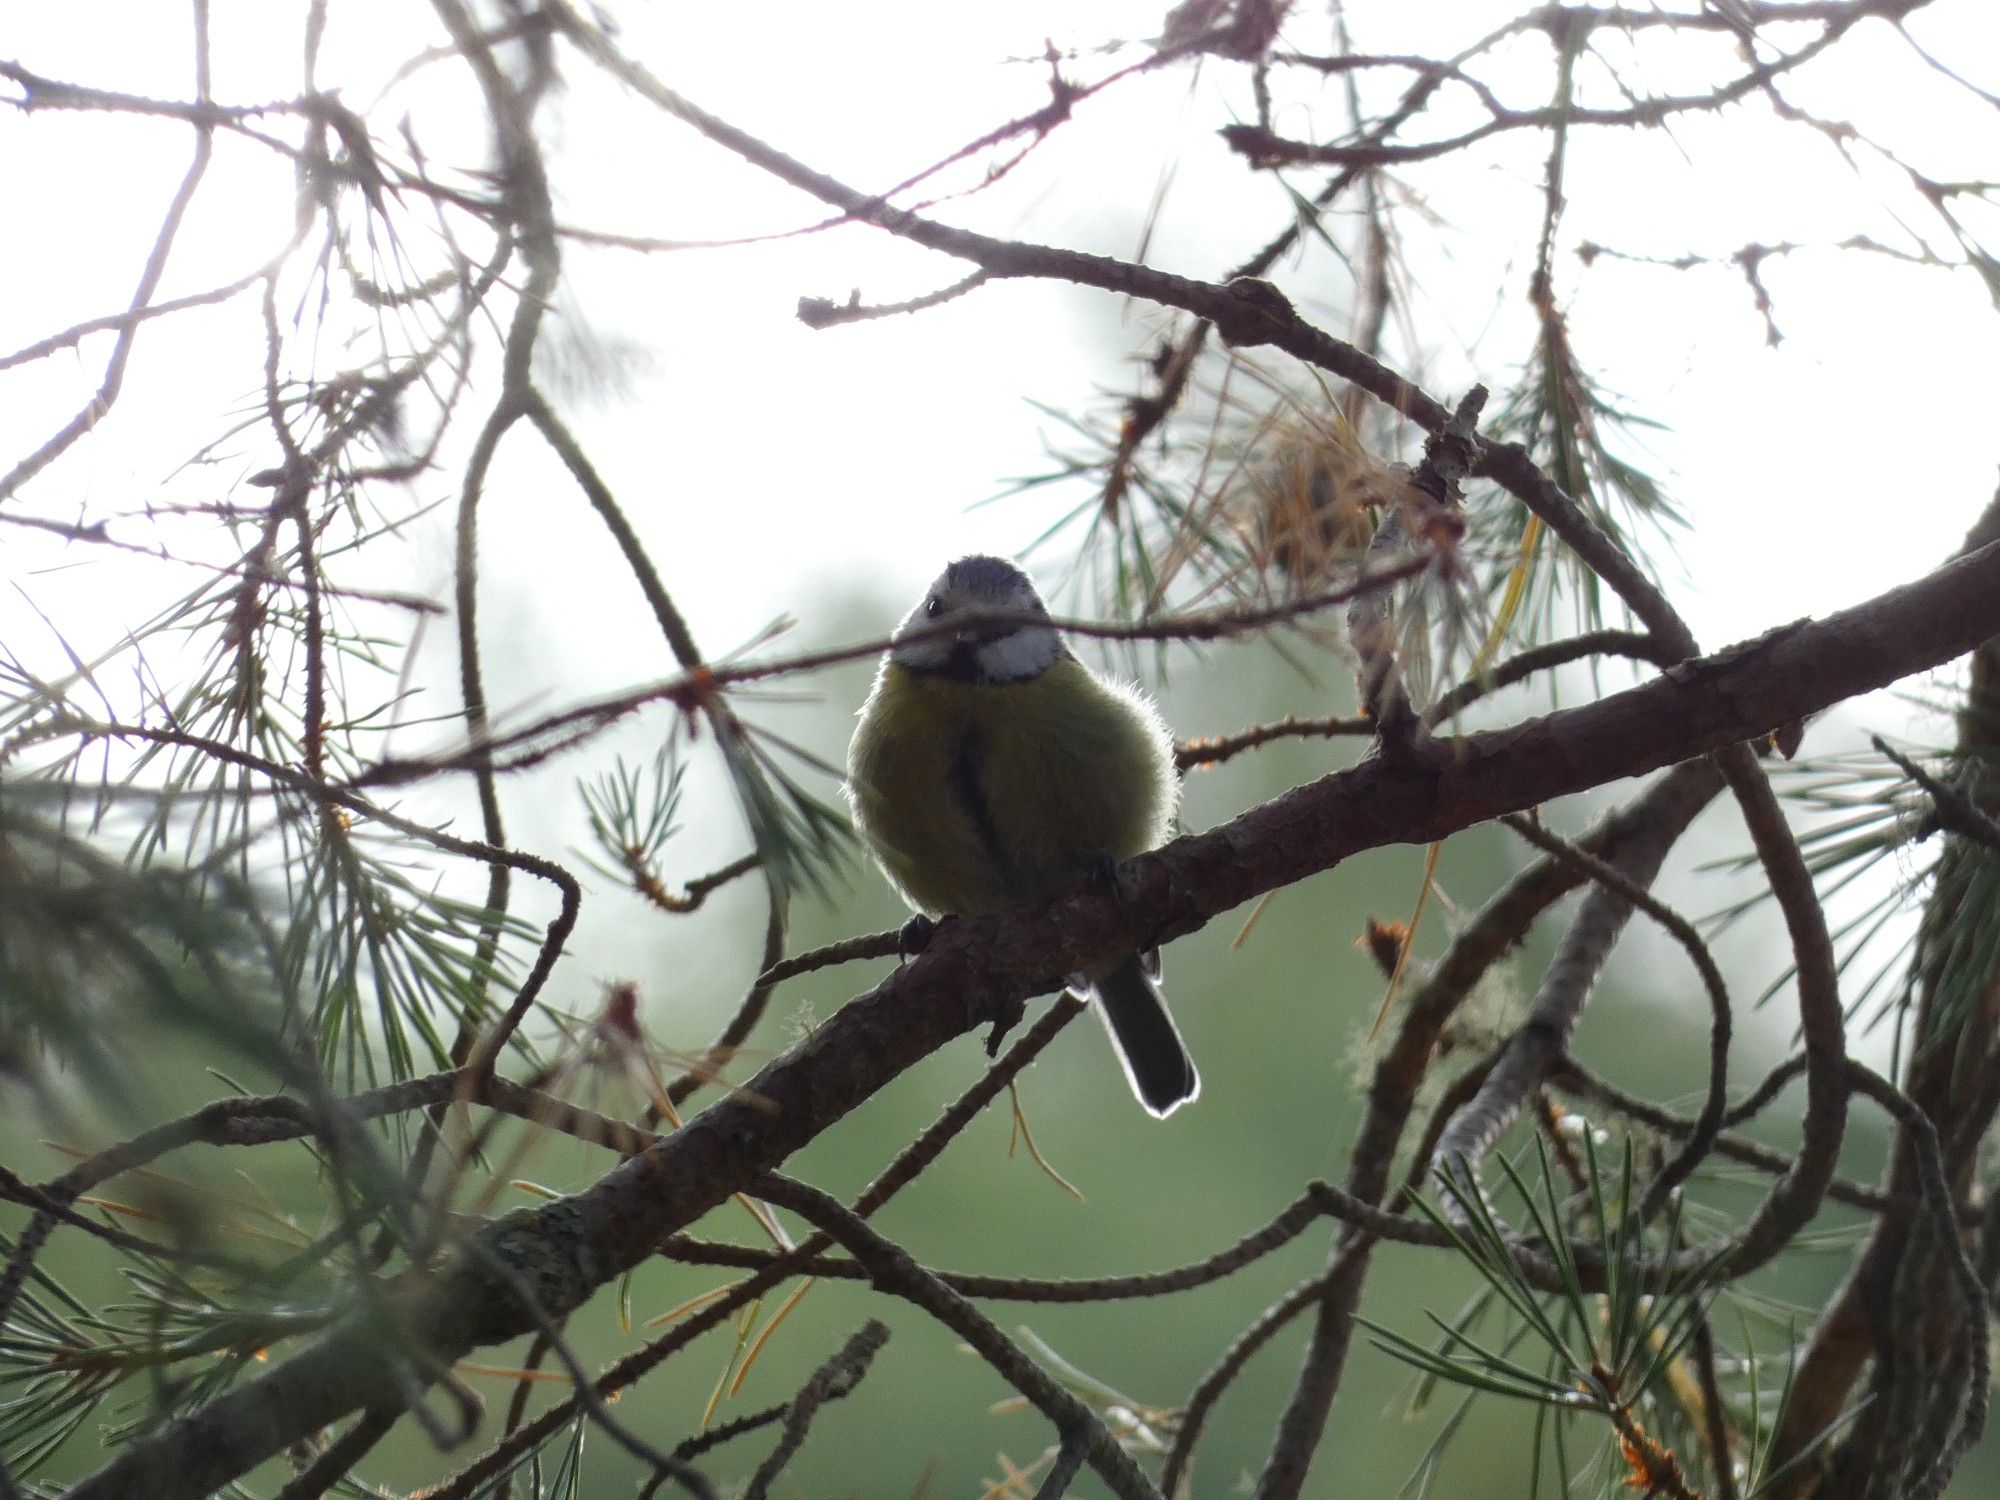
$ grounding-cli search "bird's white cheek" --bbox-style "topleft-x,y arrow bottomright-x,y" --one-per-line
974,628 -> 1059,683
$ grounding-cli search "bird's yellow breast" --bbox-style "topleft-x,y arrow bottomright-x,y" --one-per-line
845,657 -> 1178,919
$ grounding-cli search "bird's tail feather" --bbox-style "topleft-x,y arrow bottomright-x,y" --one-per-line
1088,955 -> 1199,1118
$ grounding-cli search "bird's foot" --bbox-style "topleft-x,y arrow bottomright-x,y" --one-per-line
1090,854 -> 1164,950
1089,854 -> 1132,904
897,913 -> 939,962
985,990 -> 1027,1057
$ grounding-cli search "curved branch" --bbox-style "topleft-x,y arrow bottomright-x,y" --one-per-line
1497,811 -> 1733,1216
660,1182 -> 1339,1302
1549,1058 -> 1891,1214
1427,772 -> 1712,1201
750,1176 -> 1163,1500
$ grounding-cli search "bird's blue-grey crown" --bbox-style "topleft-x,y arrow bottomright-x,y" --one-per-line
889,554 -> 1063,683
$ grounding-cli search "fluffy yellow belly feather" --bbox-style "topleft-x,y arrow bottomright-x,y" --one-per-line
845,657 -> 1177,919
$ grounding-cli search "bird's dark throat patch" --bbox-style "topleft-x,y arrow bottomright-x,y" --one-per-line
947,723 -> 1019,895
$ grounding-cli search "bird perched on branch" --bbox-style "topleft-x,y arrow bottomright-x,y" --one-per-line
845,555 -> 1198,1116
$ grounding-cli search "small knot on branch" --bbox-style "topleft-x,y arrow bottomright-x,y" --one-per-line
1412,385 -> 1487,503
796,291 -> 858,329
1214,276 -> 1299,348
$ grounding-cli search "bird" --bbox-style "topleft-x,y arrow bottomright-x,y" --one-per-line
844,555 -> 1199,1116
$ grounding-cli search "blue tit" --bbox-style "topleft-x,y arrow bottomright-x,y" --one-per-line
845,555 -> 1198,1117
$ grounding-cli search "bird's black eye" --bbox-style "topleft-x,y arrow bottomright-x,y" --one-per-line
924,595 -> 944,618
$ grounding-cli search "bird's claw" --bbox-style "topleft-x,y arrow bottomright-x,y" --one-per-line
986,991 -> 1027,1057
1088,854 -> 1126,899
1091,854 -> 1166,948
897,913 -> 939,962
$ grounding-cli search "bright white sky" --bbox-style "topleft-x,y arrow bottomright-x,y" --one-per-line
2,2 -> 1997,1045
5,2 -> 1995,641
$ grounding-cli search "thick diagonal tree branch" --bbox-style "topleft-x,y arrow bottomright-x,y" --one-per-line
64,535 -> 2000,1500
1773,489 -> 2000,1495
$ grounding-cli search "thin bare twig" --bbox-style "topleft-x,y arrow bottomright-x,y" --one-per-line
1174,713 -> 1372,771
354,553 -> 1437,789
661,1180 -> 1344,1302
1873,735 -> 2000,853
1549,1058 -> 1891,1214
665,880 -> 786,1109
751,1176 -> 1164,1500
740,1321 -> 890,1500
755,927 -> 905,988
0,32 -> 217,503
